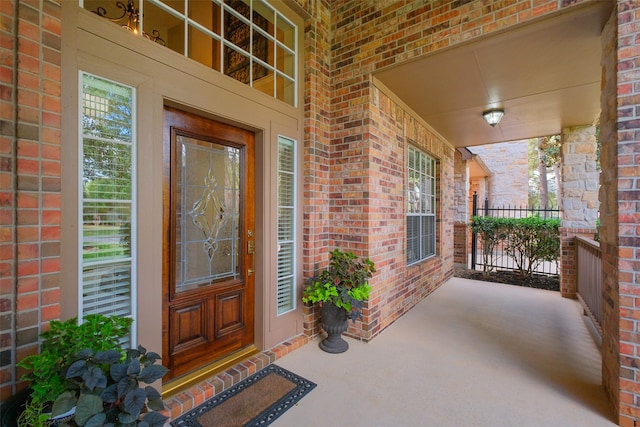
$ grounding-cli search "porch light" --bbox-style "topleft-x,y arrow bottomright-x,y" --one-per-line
482,109 -> 504,127
93,0 -> 165,45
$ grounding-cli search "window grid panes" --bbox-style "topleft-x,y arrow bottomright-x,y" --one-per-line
81,0 -> 297,106
277,136 -> 296,315
80,72 -> 136,346
407,145 -> 436,265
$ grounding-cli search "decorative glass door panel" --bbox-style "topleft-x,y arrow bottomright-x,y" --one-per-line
163,107 -> 255,382
175,136 -> 240,292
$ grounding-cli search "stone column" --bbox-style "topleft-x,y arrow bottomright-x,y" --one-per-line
558,125 -> 599,298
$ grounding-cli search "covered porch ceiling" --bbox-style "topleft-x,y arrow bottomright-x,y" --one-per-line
373,1 -> 614,148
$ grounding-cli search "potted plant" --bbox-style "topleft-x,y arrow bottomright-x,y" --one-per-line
302,249 -> 376,353
15,315 -> 168,427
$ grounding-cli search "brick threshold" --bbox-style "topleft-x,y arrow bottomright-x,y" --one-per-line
163,334 -> 311,421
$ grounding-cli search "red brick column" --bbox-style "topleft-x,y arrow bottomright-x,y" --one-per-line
301,0 -> 332,339
559,227 -> 597,298
0,0 -> 62,401
453,223 -> 468,266
609,2 -> 640,424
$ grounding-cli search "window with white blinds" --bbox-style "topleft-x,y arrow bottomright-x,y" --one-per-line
80,72 -> 136,344
276,135 -> 296,315
407,145 -> 436,265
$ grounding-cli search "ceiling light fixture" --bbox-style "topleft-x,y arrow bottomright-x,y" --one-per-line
482,109 -> 504,127
93,0 -> 165,45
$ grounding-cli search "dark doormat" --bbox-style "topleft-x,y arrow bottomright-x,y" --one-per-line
171,364 -> 316,427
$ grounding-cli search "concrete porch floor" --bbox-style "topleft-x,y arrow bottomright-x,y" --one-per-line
273,277 -> 615,427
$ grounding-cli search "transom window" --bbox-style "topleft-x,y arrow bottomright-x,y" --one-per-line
407,145 -> 436,265
81,0 -> 297,106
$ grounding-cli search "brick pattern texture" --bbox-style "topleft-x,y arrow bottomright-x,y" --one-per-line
1,0 -> 62,401
606,2 -> 640,425
559,227 -> 597,298
306,0 -> 594,342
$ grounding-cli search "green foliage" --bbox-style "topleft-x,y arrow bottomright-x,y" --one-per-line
538,135 -> 561,168
470,216 -> 561,278
18,315 -> 133,408
470,216 -> 509,274
527,137 -> 560,207
503,216 -> 561,278
17,315 -> 133,427
52,346 -> 168,427
302,249 -> 376,322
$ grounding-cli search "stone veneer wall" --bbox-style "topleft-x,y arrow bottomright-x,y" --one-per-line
561,125 -> 599,228
558,125 -> 599,299
1,0 -> 62,400
468,140 -> 529,208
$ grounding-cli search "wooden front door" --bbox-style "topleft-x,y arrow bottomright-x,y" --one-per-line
162,107 -> 255,381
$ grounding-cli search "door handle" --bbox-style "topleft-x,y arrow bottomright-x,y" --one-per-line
247,237 -> 255,277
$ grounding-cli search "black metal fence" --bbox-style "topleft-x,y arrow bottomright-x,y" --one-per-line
471,193 -> 562,276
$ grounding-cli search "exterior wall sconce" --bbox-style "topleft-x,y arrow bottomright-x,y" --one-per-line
482,109 -> 504,127
93,0 -> 165,45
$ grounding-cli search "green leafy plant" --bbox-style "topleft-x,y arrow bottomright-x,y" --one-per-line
470,216 -> 509,275
17,315 -> 133,426
302,249 -> 376,321
16,315 -> 168,427
470,215 -> 560,279
504,216 -> 561,278
51,346 -> 168,427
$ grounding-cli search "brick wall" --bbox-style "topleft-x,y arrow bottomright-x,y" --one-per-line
0,0 -> 63,400
313,0 -> 592,342
607,2 -> 640,425
559,226 -> 596,298
301,0 -> 333,337
353,85 -> 454,340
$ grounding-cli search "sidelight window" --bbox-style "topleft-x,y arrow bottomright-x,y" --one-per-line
80,72 -> 137,345
276,136 -> 296,314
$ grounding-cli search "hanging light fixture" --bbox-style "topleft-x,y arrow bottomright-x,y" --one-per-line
93,0 -> 165,45
482,109 -> 505,127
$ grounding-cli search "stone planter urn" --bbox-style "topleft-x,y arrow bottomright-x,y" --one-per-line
319,302 -> 350,353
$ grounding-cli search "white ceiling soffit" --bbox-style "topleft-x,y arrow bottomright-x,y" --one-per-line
373,1 -> 614,148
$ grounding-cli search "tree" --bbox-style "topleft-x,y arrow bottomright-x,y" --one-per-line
528,135 -> 561,208
537,138 -> 549,208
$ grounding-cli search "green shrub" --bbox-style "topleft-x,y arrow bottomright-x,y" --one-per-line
470,216 -> 509,274
503,216 -> 561,278
470,216 -> 560,278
